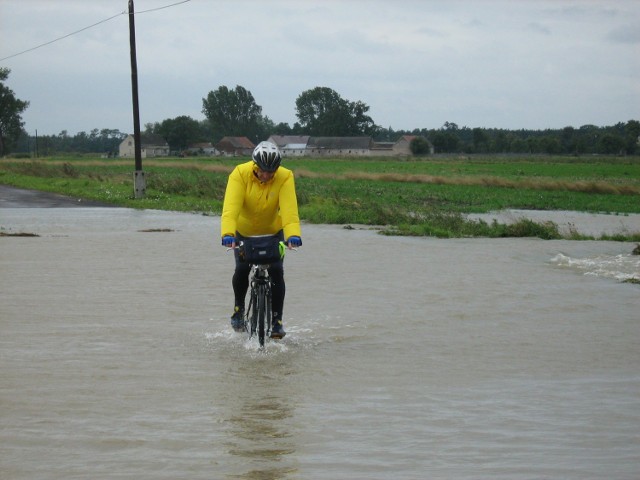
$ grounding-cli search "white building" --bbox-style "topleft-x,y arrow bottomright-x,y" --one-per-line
265,135 -> 433,157
267,135 -> 310,157
119,134 -> 169,158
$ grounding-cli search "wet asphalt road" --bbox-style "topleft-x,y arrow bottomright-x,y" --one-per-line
0,185 -> 116,208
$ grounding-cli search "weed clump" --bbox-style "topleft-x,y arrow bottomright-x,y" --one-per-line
381,214 -> 562,240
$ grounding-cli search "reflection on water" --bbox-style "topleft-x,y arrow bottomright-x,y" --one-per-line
2,208 -> 639,479
225,395 -> 296,479
210,337 -> 304,479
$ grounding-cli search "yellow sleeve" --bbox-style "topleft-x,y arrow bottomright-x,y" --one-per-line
279,172 -> 302,240
220,167 -> 245,237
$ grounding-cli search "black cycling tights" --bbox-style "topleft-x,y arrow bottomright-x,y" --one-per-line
232,260 -> 285,318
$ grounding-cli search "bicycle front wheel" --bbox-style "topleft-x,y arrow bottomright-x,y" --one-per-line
248,285 -> 258,337
257,283 -> 267,347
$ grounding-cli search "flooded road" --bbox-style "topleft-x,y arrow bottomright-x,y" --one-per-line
1,205 -> 639,479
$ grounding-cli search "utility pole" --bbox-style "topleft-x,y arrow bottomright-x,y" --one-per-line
128,0 -> 145,198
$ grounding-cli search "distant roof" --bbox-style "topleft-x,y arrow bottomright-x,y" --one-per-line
129,133 -> 167,146
307,136 -> 372,149
371,141 -> 394,150
216,136 -> 255,149
268,135 -> 310,147
188,142 -> 215,149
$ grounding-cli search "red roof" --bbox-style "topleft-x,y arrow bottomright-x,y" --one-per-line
217,136 -> 255,149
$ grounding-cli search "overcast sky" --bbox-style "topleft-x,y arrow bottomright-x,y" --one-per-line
1,0 -> 639,136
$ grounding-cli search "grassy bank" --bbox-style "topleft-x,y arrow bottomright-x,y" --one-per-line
1,155 -> 639,240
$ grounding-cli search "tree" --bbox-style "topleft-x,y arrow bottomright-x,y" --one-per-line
624,120 -> 640,154
492,130 -> 510,153
538,135 -> 562,154
376,126 -> 397,142
472,127 -> 489,153
154,115 -> 206,151
256,115 -> 276,141
0,68 -> 29,155
11,128 -> 126,156
560,126 -> 577,153
410,137 -> 431,155
510,137 -> 529,153
295,87 -> 377,136
273,122 -> 293,134
430,131 -> 459,153
429,122 -> 461,153
599,134 -> 625,154
202,85 -> 262,141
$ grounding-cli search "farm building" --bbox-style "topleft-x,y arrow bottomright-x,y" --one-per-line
119,134 -> 169,158
215,137 -> 255,156
305,137 -> 372,156
267,135 -> 310,157
264,135 -> 431,157
185,142 -> 219,156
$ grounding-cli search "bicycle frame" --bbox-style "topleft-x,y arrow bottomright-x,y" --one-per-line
246,263 -> 272,347
226,238 -> 296,347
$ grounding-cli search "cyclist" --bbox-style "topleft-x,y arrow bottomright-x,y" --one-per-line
220,141 -> 302,338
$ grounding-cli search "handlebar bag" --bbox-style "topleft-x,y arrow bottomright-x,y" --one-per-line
239,235 -> 282,264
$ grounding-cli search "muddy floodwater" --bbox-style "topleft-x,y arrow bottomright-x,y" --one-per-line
1,206 -> 639,479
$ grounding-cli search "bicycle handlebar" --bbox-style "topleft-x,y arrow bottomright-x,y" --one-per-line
225,240 -> 299,253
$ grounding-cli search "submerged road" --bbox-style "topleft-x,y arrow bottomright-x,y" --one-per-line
1,205 -> 639,479
0,185 -> 116,208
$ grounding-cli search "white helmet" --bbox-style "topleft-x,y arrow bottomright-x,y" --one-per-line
252,141 -> 282,172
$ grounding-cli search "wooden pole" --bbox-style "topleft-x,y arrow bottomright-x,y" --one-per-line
128,0 -> 145,198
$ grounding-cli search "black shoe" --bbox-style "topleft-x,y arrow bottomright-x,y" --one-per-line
230,306 -> 245,332
270,318 -> 286,339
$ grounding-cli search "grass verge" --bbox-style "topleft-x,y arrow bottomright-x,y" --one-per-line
1,155 -> 639,241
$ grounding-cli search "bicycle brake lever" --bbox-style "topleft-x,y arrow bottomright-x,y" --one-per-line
225,240 -> 244,253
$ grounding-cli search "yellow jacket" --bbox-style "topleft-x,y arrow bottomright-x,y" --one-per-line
221,161 -> 302,240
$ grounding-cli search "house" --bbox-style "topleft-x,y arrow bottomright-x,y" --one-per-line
267,135 -> 310,157
119,134 -> 169,158
184,142 -> 219,156
305,137 -> 372,156
393,135 -> 434,155
215,136 -> 255,156
261,134 -> 433,157
370,140 -> 397,156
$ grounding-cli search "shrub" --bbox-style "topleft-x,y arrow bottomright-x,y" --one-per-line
410,137 -> 431,155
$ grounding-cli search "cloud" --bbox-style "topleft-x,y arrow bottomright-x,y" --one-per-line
526,22 -> 551,35
1,0 -> 638,134
606,24 -> 640,44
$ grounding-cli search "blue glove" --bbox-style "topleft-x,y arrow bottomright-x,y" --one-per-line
222,235 -> 236,247
287,236 -> 302,247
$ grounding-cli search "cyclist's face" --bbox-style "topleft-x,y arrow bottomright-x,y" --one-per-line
256,168 -> 276,183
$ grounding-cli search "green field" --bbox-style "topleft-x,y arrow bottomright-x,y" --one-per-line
1,155 -> 639,240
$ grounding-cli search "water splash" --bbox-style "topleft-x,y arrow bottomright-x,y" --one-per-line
550,253 -> 640,283
203,313 -> 352,357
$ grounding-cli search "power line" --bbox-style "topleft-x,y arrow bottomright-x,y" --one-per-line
0,11 -> 125,62
136,0 -> 191,14
0,0 -> 191,63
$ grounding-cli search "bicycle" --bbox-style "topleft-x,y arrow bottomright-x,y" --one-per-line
245,262 -> 273,347
227,235 -> 290,348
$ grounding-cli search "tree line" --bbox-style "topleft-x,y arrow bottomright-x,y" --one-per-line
402,120 -> 640,156
2,68 -> 638,157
